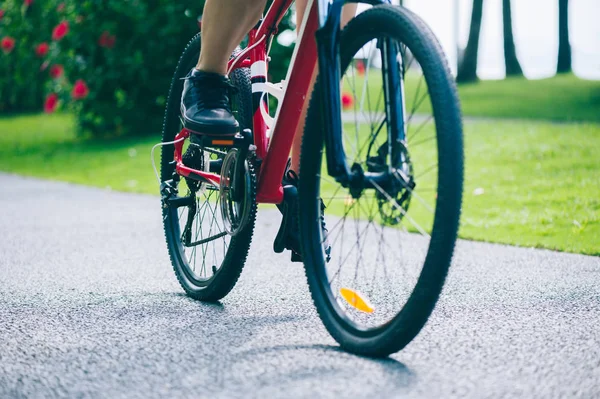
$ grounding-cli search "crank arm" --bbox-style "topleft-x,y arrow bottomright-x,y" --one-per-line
164,195 -> 195,209
186,231 -> 228,247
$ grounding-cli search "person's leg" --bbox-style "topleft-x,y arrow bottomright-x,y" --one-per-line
278,3 -> 357,261
290,2 -> 357,172
181,0 -> 267,136
197,0 -> 268,74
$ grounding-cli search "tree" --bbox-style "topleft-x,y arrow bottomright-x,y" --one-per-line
502,0 -> 523,76
557,0 -> 571,73
457,0 -> 484,83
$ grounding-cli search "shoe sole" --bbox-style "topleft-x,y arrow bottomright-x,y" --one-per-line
180,108 -> 239,137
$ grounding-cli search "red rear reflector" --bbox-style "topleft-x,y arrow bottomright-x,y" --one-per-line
212,140 -> 234,146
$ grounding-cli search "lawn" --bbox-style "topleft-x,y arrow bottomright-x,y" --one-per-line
0,114 -> 159,193
458,74 -> 600,122
1,112 -> 598,255
342,71 -> 600,123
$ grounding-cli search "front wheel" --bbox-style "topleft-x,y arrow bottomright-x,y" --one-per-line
299,5 -> 464,357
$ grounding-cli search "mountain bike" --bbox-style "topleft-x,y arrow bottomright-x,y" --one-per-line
157,0 -> 463,357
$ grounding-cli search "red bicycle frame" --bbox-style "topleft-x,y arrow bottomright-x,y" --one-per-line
173,0 -> 319,204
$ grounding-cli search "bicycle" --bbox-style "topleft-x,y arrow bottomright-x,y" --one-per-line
157,0 -> 463,357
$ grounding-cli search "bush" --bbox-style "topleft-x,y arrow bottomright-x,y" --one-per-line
265,1 -> 295,83
0,0 -> 61,112
46,0 -> 205,137
2,0 -> 296,137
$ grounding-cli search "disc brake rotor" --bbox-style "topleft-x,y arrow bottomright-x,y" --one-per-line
367,143 -> 414,226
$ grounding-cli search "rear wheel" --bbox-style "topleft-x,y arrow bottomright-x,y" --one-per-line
299,5 -> 463,356
160,33 -> 255,301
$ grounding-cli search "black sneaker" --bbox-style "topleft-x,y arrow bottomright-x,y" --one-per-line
180,69 -> 239,136
274,164 -> 331,263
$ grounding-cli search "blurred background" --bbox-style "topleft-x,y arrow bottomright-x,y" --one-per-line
0,0 -> 598,255
407,0 -> 599,79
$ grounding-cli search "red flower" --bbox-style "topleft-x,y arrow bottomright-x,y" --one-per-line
342,92 -> 353,109
49,64 -> 64,79
355,60 -> 366,76
24,0 -> 33,6
72,79 -> 89,100
44,93 -> 58,113
1,36 -> 15,54
0,10 -> 5,20
52,21 -> 69,41
57,2 -> 65,12
35,42 -> 49,57
98,31 -> 116,49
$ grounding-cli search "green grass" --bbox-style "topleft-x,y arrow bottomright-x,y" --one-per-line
1,113 -> 598,255
0,113 -> 160,194
343,71 -> 600,123
459,120 -> 600,255
458,74 -> 600,122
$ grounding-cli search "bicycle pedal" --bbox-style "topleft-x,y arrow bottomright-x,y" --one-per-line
273,185 -> 299,254
273,211 -> 288,254
291,251 -> 302,263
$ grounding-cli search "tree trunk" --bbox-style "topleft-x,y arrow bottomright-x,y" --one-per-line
457,0 -> 484,83
502,0 -> 523,76
557,0 -> 571,73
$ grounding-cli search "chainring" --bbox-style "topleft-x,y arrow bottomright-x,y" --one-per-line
182,144 -> 210,192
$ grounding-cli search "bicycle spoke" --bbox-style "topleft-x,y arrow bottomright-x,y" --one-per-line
370,180 -> 430,237
349,61 -> 361,161
416,163 -> 438,179
359,40 -> 376,126
372,90 -> 385,133
327,200 -> 358,248
407,114 -> 433,143
330,218 -> 373,280
324,184 -> 344,209
410,135 -> 436,148
391,173 -> 434,214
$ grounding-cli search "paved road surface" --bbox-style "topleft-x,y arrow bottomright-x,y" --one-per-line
1,173 -> 599,398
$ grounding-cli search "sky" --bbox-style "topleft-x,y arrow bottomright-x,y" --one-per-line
403,0 -> 600,79
276,0 -> 600,80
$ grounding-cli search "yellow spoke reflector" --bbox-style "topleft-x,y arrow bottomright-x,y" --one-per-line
339,288 -> 375,313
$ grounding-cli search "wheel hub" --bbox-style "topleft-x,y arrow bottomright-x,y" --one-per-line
365,143 -> 415,226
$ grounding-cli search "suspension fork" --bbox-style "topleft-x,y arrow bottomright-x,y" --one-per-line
315,0 -> 348,184
380,37 -> 406,168
316,0 -> 389,186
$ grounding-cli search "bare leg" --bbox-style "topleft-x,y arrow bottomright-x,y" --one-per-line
291,1 -> 358,172
197,0 -> 268,74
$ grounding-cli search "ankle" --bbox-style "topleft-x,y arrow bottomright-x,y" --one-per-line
195,64 -> 227,76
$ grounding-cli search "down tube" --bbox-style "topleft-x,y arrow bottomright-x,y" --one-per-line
255,1 -> 319,204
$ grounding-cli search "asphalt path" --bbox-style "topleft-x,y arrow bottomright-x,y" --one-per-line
1,173 -> 599,398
